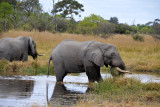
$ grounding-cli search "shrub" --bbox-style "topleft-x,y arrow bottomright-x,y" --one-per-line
115,24 -> 132,34
94,22 -> 115,35
0,60 -> 9,73
22,23 -> 33,31
125,30 -> 130,34
132,34 -> 144,42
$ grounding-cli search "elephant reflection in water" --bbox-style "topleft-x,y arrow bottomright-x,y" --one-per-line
47,83 -> 88,106
0,79 -> 34,98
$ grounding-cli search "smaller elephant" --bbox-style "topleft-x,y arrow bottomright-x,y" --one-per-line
0,36 -> 41,61
48,39 -> 130,82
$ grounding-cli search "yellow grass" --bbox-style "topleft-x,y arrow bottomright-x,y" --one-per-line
75,100 -> 160,107
1,30 -> 160,72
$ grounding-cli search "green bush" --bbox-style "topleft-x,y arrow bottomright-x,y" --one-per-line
22,23 -> 33,31
125,30 -> 130,34
0,60 -> 9,73
115,24 -> 132,34
132,34 -> 144,42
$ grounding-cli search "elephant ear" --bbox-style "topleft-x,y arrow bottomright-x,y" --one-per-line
86,47 -> 104,67
29,37 -> 35,54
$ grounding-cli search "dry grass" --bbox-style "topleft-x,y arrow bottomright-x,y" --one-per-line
75,100 -> 160,107
1,30 -> 160,73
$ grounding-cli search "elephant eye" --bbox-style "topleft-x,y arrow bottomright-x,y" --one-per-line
111,53 -> 115,57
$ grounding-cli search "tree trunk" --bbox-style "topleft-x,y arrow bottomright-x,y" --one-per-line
14,15 -> 17,30
4,18 -> 7,32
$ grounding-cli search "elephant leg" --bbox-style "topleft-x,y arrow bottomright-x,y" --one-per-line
95,66 -> 103,82
54,64 -> 67,82
21,53 -> 28,61
85,66 -> 102,82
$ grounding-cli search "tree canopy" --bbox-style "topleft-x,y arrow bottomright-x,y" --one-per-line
53,0 -> 84,19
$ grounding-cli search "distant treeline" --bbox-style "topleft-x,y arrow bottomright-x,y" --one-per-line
0,0 -> 160,38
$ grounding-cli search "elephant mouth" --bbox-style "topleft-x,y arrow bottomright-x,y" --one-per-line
33,55 -> 37,60
33,53 -> 45,60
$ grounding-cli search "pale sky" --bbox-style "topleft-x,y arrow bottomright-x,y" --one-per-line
39,0 -> 160,25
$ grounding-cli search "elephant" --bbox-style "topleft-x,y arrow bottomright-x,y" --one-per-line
0,36 -> 41,61
48,39 -> 129,82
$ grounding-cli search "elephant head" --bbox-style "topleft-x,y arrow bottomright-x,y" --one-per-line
28,37 -> 38,59
86,42 -> 129,74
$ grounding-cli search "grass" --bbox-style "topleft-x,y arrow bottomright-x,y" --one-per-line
75,77 -> 160,107
0,30 -> 160,75
94,78 -> 160,102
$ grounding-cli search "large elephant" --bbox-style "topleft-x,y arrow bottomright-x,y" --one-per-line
48,39 -> 129,82
0,36 -> 41,61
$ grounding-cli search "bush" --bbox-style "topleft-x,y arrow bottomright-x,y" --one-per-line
115,24 -> 132,34
77,14 -> 108,35
0,60 -> 9,73
54,17 -> 69,32
94,22 -> 115,35
132,34 -> 144,42
125,30 -> 130,34
22,23 -> 33,31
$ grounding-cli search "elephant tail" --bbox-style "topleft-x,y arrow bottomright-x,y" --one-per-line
47,55 -> 52,77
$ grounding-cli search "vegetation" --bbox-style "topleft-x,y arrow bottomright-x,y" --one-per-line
0,30 -> 160,75
0,0 -> 160,39
0,0 -> 159,106
52,0 -> 84,19
76,77 -> 160,107
132,34 -> 144,42
94,78 -> 160,102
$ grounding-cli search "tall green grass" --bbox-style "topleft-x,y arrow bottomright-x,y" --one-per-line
94,77 -> 160,102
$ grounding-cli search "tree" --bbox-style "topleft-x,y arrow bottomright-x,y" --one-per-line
139,26 -> 152,34
0,2 -> 14,31
19,0 -> 42,17
0,0 -> 17,6
109,17 -> 119,24
146,19 -> 160,39
77,14 -> 108,34
53,0 -> 84,19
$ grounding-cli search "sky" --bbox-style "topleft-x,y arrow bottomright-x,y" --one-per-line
39,0 -> 160,25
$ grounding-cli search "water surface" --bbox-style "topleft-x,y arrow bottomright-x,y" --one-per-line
0,73 -> 159,106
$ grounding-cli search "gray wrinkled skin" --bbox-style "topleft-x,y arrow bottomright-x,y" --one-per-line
0,36 -> 38,61
48,39 -> 125,82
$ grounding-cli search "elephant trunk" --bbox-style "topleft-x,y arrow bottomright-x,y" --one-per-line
33,53 -> 37,60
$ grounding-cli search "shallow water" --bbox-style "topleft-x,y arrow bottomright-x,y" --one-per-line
0,73 -> 159,107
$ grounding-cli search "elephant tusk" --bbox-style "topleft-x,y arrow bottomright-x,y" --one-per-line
37,54 -> 45,56
116,67 -> 132,74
